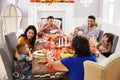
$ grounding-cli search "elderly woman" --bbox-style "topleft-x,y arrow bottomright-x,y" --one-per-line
47,35 -> 96,80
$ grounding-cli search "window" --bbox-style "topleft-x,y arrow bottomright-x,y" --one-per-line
103,0 -> 115,23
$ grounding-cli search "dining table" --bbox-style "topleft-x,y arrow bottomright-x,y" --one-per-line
32,33 -> 106,80
32,34 -> 71,80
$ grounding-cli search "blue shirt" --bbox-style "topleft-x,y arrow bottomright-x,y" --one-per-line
17,54 -> 29,61
61,54 -> 96,80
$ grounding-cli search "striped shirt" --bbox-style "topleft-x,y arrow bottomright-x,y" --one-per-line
77,25 -> 99,39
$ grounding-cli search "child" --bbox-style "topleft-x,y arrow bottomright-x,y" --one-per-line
37,32 -> 45,39
97,33 -> 114,57
13,42 -> 33,80
17,42 -> 33,61
36,32 -> 47,42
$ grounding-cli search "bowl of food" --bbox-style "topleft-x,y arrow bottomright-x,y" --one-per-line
33,50 -> 46,58
61,50 -> 73,58
38,59 -> 47,64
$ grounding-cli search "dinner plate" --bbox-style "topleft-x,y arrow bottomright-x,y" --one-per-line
33,50 -> 46,58
50,29 -> 58,34
36,39 -> 47,44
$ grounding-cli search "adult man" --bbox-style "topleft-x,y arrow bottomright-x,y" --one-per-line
39,16 -> 60,34
75,15 -> 99,39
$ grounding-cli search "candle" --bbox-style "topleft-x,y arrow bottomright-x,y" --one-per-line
61,37 -> 63,47
58,38 -> 60,47
65,36 -> 67,46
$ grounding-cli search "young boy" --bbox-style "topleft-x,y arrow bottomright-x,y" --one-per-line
13,42 -> 33,80
17,42 -> 33,61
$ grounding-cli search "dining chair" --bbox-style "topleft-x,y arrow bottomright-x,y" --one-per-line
110,34 -> 119,53
37,18 -> 62,29
84,52 -> 120,80
4,32 -> 17,61
0,42 -> 13,80
97,29 -> 104,42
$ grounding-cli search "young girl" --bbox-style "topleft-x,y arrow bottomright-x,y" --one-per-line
97,33 -> 114,57
13,42 -> 33,80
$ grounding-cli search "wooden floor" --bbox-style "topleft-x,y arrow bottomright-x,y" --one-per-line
0,55 -> 6,80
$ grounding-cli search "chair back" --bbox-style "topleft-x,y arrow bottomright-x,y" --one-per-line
5,32 -> 17,54
0,42 -> 13,80
110,34 -> 119,53
84,52 -> 120,80
37,18 -> 62,29
100,53 -> 120,80
5,32 -> 17,63
97,30 -> 104,42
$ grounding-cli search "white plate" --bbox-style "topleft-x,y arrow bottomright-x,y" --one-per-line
50,29 -> 58,34
36,39 -> 47,44
33,50 -> 45,57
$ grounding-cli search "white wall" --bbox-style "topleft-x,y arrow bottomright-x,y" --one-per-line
28,3 -> 75,34
75,0 -> 100,17
16,0 -> 30,29
73,0 -> 102,32
0,0 -> 8,44
0,0 -> 1,14
113,0 -> 120,26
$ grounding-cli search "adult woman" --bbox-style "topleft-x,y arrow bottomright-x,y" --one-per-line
47,35 -> 96,80
15,25 -> 37,58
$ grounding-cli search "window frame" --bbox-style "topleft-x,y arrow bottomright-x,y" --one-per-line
103,0 -> 115,24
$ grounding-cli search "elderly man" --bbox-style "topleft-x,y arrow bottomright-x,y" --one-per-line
39,16 -> 60,34
75,15 -> 99,39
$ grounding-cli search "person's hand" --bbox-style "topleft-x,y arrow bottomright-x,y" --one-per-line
46,51 -> 54,64
28,50 -> 33,61
95,50 -> 100,58
74,28 -> 79,34
98,46 -> 104,51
